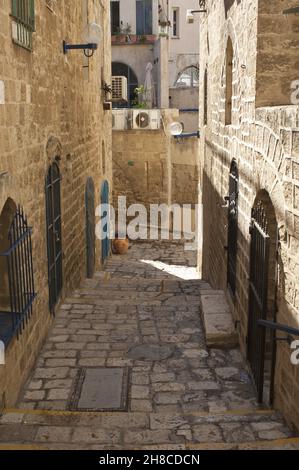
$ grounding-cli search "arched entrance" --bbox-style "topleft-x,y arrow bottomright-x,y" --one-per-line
45,162 -> 63,313
247,190 -> 278,405
112,62 -> 138,107
0,198 -> 17,313
227,160 -> 239,297
85,177 -> 95,279
101,180 -> 110,263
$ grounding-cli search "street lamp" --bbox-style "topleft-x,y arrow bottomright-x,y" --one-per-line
63,22 -> 102,57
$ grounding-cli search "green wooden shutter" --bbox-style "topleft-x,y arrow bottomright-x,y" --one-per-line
11,0 -> 18,17
29,0 -> 35,31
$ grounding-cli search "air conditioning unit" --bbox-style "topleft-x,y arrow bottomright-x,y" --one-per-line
132,110 -> 161,130
112,109 -> 127,130
111,76 -> 128,102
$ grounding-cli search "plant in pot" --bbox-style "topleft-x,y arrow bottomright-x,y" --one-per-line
132,85 -> 146,109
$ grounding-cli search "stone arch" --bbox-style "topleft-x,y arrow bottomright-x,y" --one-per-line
46,136 -> 62,166
174,66 -> 199,88
112,62 -> 138,107
0,198 -> 17,311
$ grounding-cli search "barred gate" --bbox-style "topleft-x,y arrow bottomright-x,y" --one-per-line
247,201 -> 270,403
227,160 -> 239,296
45,162 -> 63,313
0,207 -> 36,343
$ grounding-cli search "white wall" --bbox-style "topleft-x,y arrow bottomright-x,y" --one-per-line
168,0 -> 200,85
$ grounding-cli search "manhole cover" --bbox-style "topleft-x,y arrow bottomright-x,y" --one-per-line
68,368 -> 129,411
127,344 -> 175,361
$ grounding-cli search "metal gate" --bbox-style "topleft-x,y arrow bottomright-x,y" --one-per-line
45,162 -> 63,313
247,201 -> 270,403
227,160 -> 239,296
101,180 -> 110,263
85,178 -> 95,278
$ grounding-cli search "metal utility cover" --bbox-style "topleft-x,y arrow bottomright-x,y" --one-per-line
69,368 -> 129,411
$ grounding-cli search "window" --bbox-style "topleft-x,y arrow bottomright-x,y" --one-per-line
203,68 -> 208,125
11,0 -> 35,50
175,66 -> 199,88
172,8 -> 179,37
225,37 -> 233,125
111,1 -> 120,35
0,200 -> 36,344
136,0 -> 153,35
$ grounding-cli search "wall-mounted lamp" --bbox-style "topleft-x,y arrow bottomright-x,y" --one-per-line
169,122 -> 184,136
63,22 -> 101,57
186,0 -> 207,24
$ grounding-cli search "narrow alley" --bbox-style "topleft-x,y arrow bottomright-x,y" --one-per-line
0,242 -> 297,450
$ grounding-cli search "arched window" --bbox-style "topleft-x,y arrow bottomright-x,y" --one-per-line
0,199 -> 36,343
112,62 -> 138,107
225,37 -> 233,125
175,66 -> 199,88
203,68 -> 208,126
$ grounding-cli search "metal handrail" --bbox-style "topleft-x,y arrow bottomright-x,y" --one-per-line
258,319 -> 299,339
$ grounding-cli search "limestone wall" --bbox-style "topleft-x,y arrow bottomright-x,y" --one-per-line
112,110 -> 199,227
200,0 -> 299,430
0,0 -> 112,407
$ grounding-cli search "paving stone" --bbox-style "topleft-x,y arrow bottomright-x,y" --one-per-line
72,428 -> 121,444
35,426 -> 72,443
150,414 -> 188,430
192,424 -> 223,443
33,368 -> 69,379
131,386 -> 150,399
123,430 -> 171,445
24,391 -> 46,401
47,389 -> 71,400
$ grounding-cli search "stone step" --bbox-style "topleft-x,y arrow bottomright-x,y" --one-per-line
200,289 -> 238,349
0,408 -> 295,449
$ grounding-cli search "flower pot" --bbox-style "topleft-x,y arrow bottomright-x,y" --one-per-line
112,238 -> 129,255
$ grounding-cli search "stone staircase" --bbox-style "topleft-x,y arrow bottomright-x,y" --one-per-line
0,408 -> 298,450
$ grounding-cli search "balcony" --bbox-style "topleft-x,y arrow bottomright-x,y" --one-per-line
111,34 -> 156,46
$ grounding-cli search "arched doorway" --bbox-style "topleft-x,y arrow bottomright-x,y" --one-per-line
101,180 -> 110,263
85,177 -> 95,279
45,162 -> 63,313
227,160 -> 239,297
112,62 -> 138,107
0,198 -> 17,313
247,190 -> 278,405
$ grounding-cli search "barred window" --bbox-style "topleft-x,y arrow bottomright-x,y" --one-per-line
11,0 -> 35,51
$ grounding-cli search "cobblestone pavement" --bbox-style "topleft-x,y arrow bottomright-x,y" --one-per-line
0,241 -> 298,449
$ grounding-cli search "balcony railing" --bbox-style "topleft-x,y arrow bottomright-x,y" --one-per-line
112,34 -> 156,46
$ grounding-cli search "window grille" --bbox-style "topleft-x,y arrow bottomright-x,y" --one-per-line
0,207 -> 36,345
11,0 -> 35,51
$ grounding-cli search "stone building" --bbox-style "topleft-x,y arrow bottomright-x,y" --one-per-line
199,0 -> 299,430
0,0 -> 112,407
